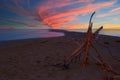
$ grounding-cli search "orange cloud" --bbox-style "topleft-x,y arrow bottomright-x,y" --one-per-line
41,6 -> 94,28
1,0 -> 116,29
44,16 -> 75,25
39,0 -> 115,28
43,7 -> 93,22
42,0 -> 115,21
50,23 -> 62,29
66,23 -> 88,29
45,16 -> 76,29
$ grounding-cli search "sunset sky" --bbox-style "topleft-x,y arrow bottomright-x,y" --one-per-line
0,0 -> 120,29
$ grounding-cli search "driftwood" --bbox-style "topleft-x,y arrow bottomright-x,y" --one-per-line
64,12 -> 102,67
52,12 -> 120,80
63,12 -> 119,76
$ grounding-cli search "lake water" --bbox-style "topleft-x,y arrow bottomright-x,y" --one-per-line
0,29 -> 119,41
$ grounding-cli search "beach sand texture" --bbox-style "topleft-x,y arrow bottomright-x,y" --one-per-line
0,32 -> 120,80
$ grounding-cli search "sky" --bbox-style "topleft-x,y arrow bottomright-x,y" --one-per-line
0,0 -> 120,29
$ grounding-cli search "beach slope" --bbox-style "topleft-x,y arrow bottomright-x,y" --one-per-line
0,30 -> 120,80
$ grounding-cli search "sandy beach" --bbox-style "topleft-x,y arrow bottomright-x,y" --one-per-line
0,30 -> 120,80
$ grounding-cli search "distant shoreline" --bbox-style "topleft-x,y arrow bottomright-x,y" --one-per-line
0,29 -> 119,46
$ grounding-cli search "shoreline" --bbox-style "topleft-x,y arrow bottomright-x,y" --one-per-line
0,29 -> 119,45
0,29 -> 120,80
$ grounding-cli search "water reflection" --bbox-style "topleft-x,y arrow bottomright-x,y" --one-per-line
42,32 -> 64,38
100,29 -> 120,37
68,29 -> 120,37
0,29 -> 64,41
0,29 -> 119,42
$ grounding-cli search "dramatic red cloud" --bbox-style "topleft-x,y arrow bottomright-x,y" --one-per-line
39,0 -> 93,16
38,0 -> 116,28
44,16 -> 76,28
1,0 -> 116,29
50,23 -> 62,28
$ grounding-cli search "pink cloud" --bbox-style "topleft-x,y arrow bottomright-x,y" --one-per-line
1,0 -> 116,29
97,6 -> 120,18
47,16 -> 76,28
38,0 -> 93,15
38,0 -> 116,28
110,7 -> 120,13
66,23 -> 88,29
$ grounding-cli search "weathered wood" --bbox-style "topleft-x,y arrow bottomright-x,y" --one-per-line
63,12 -> 119,76
64,41 -> 86,64
93,26 -> 103,39
64,12 -> 98,67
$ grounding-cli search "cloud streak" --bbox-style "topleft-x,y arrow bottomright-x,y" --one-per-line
38,0 -> 116,28
2,0 -> 38,19
0,0 -> 117,29
0,0 -> 44,28
97,6 -> 120,18
66,23 -> 88,29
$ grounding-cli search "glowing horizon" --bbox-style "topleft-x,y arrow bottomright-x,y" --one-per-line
0,0 -> 120,30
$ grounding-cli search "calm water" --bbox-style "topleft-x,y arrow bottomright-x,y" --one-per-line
0,29 -> 64,41
0,29 -> 119,41
69,29 -> 120,37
